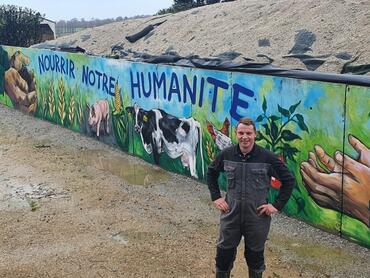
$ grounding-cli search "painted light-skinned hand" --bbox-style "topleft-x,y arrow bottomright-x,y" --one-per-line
214,197 -> 230,213
300,134 -> 370,226
257,203 -> 278,216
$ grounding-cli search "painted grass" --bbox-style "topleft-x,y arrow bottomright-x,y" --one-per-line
0,92 -> 13,107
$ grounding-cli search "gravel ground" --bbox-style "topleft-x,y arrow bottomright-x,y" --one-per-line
0,103 -> 369,277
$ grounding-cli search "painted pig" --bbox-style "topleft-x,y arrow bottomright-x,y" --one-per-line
87,99 -> 110,137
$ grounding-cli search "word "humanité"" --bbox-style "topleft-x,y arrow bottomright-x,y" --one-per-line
130,70 -> 255,121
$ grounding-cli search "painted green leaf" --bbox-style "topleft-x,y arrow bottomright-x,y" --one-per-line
285,153 -> 295,162
271,121 -> 279,140
256,130 -> 263,140
295,114 -> 309,132
256,115 -> 264,122
284,146 -> 299,161
269,115 -> 280,122
278,104 -> 290,117
289,100 -> 301,114
262,123 -> 270,136
281,143 -> 299,161
296,197 -> 305,213
262,96 -> 267,113
256,134 -> 263,141
281,129 -> 301,141
283,143 -> 299,151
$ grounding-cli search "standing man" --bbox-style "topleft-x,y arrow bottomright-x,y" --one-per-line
207,118 -> 295,278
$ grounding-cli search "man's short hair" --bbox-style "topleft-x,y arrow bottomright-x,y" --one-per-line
236,117 -> 256,132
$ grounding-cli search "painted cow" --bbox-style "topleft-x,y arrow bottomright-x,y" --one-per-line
126,103 -> 204,179
87,99 -> 110,138
206,118 -> 232,151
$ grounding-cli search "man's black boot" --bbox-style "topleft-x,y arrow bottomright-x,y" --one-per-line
215,270 -> 230,278
248,268 -> 263,278
215,247 -> 236,278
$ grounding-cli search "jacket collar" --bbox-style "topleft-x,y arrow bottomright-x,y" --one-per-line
234,143 -> 259,157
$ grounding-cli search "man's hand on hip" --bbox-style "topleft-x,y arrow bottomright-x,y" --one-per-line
213,198 -> 230,213
257,204 -> 278,216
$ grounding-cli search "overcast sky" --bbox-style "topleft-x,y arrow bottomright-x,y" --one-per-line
2,0 -> 174,21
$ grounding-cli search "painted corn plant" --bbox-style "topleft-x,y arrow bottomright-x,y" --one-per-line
111,81 -> 130,152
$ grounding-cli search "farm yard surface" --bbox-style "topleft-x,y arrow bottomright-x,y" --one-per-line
2,0 -> 370,276
0,104 -> 369,277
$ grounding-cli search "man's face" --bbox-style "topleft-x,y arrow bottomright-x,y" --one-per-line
236,123 -> 256,150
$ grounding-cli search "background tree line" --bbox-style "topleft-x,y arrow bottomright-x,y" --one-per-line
0,5 -> 43,47
157,0 -> 222,14
56,15 -> 148,37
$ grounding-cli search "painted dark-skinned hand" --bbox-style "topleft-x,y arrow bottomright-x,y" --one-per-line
4,67 -> 37,113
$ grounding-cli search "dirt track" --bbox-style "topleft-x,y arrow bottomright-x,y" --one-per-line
0,104 -> 369,278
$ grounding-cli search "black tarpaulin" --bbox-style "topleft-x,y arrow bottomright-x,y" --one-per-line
30,45 -> 370,87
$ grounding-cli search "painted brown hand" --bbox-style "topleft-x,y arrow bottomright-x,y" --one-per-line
4,51 -> 37,114
300,134 -> 370,226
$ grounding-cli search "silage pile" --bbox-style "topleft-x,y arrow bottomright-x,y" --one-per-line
34,0 -> 370,74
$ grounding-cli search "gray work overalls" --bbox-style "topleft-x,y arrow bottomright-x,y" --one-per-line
217,160 -> 271,252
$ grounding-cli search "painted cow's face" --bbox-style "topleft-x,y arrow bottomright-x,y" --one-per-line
133,104 -> 144,133
126,103 -> 147,133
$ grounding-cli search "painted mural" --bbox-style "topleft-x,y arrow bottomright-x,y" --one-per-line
0,45 -> 369,247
